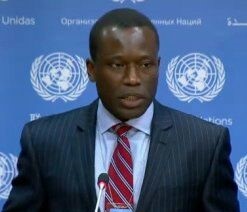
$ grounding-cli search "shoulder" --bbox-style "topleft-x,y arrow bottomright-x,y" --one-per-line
24,100 -> 98,133
153,100 -> 228,138
153,101 -> 231,162
19,100 -> 98,151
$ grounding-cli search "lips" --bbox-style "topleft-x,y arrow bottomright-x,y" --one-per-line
119,94 -> 145,108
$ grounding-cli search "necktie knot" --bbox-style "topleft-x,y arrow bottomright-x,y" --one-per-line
112,123 -> 132,137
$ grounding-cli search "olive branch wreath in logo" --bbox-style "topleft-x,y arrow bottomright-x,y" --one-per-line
0,153 -> 18,199
166,55 -> 225,103
30,55 -> 88,102
112,0 -> 145,3
235,155 -> 247,198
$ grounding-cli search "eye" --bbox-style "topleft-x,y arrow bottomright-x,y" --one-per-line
108,62 -> 126,70
141,62 -> 151,68
139,61 -> 154,71
112,63 -> 124,68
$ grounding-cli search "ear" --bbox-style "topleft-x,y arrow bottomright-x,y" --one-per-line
86,59 -> 96,82
157,56 -> 161,68
155,56 -> 161,76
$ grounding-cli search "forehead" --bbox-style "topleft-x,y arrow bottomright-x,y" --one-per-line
96,26 -> 158,57
100,26 -> 155,42
102,26 -> 144,38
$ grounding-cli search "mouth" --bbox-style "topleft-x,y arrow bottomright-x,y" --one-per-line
119,94 -> 145,108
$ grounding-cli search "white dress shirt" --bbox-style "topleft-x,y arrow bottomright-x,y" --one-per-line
95,100 -> 153,211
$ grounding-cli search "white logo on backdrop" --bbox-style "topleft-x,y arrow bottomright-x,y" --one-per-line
235,155 -> 247,198
166,53 -> 225,103
112,0 -> 144,3
31,52 -> 88,102
0,152 -> 18,199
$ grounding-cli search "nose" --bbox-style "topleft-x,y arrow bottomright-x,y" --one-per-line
123,64 -> 141,85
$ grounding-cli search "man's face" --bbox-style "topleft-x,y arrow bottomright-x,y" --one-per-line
87,26 -> 160,121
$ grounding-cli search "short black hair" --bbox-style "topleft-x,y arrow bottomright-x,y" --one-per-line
89,8 -> 159,61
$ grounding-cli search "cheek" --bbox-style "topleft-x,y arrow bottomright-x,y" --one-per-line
96,72 -> 122,89
95,78 -> 118,100
144,76 -> 158,92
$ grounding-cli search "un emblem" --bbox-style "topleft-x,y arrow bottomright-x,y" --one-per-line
235,155 -> 247,198
0,152 -> 18,199
30,52 -> 89,102
166,53 -> 225,103
112,0 -> 145,3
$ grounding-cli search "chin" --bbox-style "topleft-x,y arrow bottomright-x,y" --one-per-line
117,110 -> 146,122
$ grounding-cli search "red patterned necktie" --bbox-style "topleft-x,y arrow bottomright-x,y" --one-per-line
105,123 -> 133,211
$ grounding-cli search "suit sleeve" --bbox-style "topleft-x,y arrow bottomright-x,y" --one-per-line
2,124 -> 44,212
202,127 -> 240,212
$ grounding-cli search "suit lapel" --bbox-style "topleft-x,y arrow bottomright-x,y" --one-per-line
70,100 -> 98,209
136,101 -> 174,212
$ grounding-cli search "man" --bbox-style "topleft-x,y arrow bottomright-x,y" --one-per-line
2,8 -> 239,212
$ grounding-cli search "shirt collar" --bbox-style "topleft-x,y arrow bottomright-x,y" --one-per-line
97,99 -> 154,135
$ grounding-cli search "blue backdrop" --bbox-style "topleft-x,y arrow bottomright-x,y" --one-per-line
1,0 -> 247,210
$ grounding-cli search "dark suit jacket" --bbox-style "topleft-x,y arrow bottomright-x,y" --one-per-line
2,100 -> 239,212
